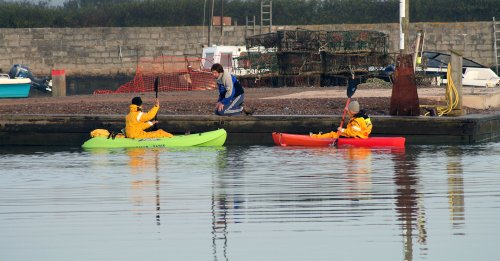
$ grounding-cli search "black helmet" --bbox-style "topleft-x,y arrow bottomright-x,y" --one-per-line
131,96 -> 142,106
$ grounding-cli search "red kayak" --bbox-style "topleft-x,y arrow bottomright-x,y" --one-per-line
272,132 -> 405,148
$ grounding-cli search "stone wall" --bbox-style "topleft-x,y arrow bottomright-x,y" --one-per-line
0,21 -> 495,76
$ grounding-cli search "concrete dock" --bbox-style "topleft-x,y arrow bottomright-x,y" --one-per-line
1,113 -> 499,146
1,85 -> 500,146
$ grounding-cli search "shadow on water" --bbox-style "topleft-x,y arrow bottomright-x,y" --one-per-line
207,145 -> 473,261
391,145 -> 467,261
445,147 -> 465,233
209,146 -> 414,261
212,147 -> 234,261
3,144 -> 498,261
392,147 -> 425,261
115,146 -> 228,230
124,148 -> 163,226
0,145 -> 82,155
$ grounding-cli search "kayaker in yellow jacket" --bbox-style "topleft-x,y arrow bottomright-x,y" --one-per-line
310,101 -> 372,139
125,96 -> 174,139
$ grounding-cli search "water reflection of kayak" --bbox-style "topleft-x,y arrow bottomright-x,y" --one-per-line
272,132 -> 405,148
82,129 -> 227,149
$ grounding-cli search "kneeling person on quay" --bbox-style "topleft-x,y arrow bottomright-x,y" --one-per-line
311,101 -> 372,139
125,96 -> 174,139
211,63 -> 253,116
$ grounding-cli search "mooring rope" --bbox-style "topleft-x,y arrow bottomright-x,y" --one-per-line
421,63 -> 459,116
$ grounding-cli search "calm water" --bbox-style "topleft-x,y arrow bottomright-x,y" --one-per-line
1,143 -> 500,261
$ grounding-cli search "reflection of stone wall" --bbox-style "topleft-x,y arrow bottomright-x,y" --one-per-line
0,21 -> 494,76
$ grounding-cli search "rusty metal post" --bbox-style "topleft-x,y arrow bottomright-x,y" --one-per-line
390,54 -> 420,116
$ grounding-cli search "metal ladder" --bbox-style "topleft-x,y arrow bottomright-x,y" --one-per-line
494,17 -> 500,74
260,0 -> 272,34
245,15 -> 256,40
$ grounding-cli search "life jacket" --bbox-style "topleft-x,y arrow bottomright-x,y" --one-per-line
90,129 -> 110,137
342,110 -> 372,139
125,104 -> 173,139
90,129 -> 125,139
125,104 -> 158,138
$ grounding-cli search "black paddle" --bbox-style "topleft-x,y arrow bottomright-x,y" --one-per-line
154,76 -> 159,99
347,76 -> 357,99
153,77 -> 159,131
335,76 -> 358,144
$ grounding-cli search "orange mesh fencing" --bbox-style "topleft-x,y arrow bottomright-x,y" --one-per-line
94,56 -> 216,94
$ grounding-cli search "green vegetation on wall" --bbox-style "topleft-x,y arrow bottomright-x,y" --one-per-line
0,0 -> 498,28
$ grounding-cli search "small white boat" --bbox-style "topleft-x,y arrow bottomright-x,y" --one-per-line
419,51 -> 500,88
0,74 -> 31,98
462,68 -> 500,88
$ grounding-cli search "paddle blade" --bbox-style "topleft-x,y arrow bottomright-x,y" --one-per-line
347,77 -> 358,98
154,77 -> 159,97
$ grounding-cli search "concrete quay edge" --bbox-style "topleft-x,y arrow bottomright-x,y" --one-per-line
0,113 -> 499,146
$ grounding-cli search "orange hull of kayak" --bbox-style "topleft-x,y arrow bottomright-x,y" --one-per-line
272,132 -> 405,148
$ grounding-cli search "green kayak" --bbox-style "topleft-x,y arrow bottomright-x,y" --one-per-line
82,129 -> 227,149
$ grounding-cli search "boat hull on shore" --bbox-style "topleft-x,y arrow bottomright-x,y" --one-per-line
0,77 -> 31,98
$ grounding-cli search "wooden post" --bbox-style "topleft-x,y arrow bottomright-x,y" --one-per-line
208,0 -> 215,46
51,69 -> 66,97
450,49 -> 465,116
413,31 -> 421,71
219,0 -> 224,45
220,0 -> 223,35
404,0 -> 410,52
399,0 -> 410,53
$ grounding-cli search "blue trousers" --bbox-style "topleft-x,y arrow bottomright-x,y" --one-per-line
215,94 -> 244,116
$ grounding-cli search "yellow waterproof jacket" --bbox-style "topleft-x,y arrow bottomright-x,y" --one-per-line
341,115 -> 372,139
125,104 -> 173,139
311,111 -> 372,139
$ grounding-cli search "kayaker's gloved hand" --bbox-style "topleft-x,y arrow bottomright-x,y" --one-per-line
154,98 -> 160,107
